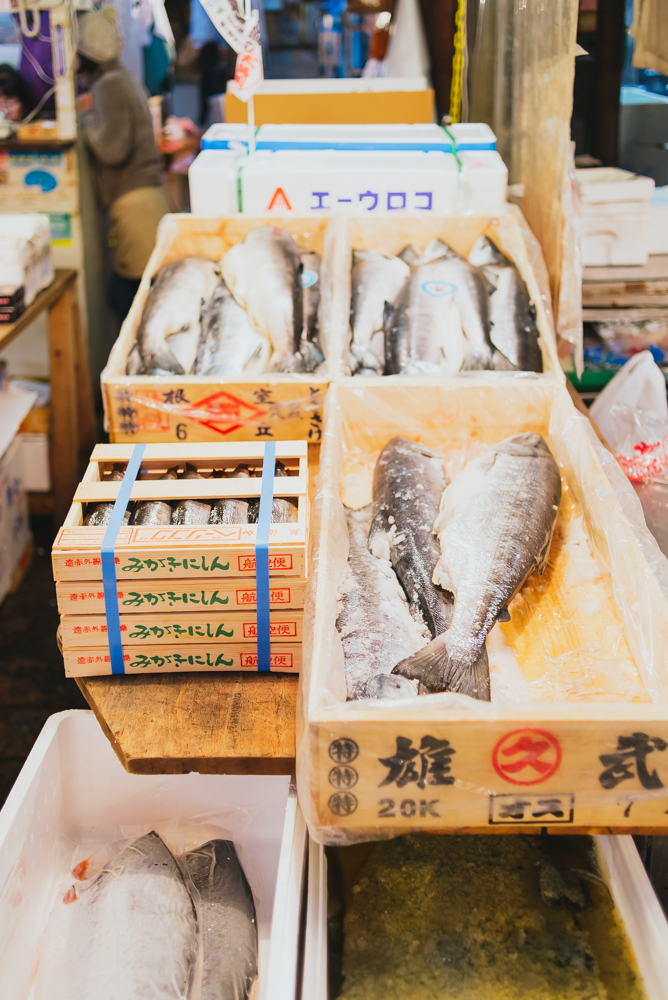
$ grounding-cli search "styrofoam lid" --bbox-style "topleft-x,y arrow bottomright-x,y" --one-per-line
576,167 -> 655,203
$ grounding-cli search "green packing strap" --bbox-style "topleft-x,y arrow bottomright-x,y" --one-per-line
442,124 -> 462,172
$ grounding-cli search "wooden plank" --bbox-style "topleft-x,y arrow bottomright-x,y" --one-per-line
582,307 -> 668,322
73,476 -> 307,502
0,269 -> 76,354
90,442 -> 308,461
583,255 -> 668,283
48,280 -> 79,527
582,281 -> 668,308
76,672 -> 298,775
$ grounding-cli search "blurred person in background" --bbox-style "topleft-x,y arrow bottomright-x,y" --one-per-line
0,64 -> 29,121
76,8 -> 170,322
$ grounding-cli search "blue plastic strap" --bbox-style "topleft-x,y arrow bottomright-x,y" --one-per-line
101,444 -> 146,675
255,442 -> 276,672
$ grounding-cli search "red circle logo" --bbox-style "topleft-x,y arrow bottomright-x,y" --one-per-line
492,728 -> 562,786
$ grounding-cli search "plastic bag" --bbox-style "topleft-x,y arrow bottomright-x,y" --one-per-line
590,351 -> 668,481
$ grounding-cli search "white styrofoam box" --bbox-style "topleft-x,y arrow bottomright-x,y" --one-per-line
457,149 -> 508,215
0,711 -> 307,1000
448,122 -> 497,150
17,432 -> 50,492
577,166 -> 655,205
581,200 -> 650,266
199,123 -> 251,151
0,214 -> 53,304
188,149 -> 244,217
0,435 -> 29,605
649,187 -> 668,255
302,835 -> 668,1000
241,149 -> 460,215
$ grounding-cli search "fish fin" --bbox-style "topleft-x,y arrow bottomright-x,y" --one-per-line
392,633 -> 490,700
460,350 -> 493,371
497,608 -> 511,623
383,300 -> 394,328
431,555 -> 455,595
145,350 -> 186,376
492,349 -> 517,371
125,342 -> 144,375
364,673 -> 417,699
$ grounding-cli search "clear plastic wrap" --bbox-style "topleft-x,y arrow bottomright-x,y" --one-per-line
298,376 -> 668,843
556,141 -> 584,376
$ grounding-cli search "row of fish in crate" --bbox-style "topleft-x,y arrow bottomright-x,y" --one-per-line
102,210 -> 558,444
52,442 -> 308,677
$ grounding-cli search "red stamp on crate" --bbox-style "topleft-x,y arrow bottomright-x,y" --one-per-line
242,622 -> 297,639
492,728 -> 562,786
237,554 -> 293,572
240,652 -> 294,668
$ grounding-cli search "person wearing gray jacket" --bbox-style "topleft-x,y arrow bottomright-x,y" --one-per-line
76,8 -> 170,320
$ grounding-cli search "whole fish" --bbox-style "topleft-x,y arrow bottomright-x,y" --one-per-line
84,465 -> 132,526
195,278 -> 271,377
209,465 -> 251,525
248,460 -> 298,524
337,505 -> 426,700
393,433 -> 561,699
350,249 -> 410,374
221,226 -> 303,372
185,840 -> 257,1000
35,831 -> 198,1000
132,257 -> 220,375
171,464 -> 211,525
131,467 -> 178,525
469,235 -> 543,372
300,249 -> 321,345
383,258 -> 466,375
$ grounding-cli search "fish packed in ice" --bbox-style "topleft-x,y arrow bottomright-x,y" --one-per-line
348,235 -> 543,375
125,227 -> 327,377
337,432 -> 560,703
36,831 -> 258,1000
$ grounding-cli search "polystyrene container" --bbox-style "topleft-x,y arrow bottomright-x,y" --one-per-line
0,214 -> 53,305
649,187 -> 668,255
0,711 -> 306,1000
576,167 -> 655,205
581,200 -> 651,266
302,834 -> 668,1000
188,148 -> 244,216
458,149 -> 508,215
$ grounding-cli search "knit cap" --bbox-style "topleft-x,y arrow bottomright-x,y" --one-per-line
77,7 -> 123,64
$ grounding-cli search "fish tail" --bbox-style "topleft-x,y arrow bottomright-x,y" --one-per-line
392,632 -> 490,701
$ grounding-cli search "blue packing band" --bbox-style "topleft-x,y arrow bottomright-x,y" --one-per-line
255,441 -> 276,672
101,444 -> 146,675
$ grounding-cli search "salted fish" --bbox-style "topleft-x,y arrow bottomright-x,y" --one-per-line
301,249 -> 321,345
131,467 -> 178,525
393,433 -> 561,700
195,278 -> 271,377
171,464 -> 211,525
221,226 -> 303,372
469,234 -> 543,372
209,465 -> 251,525
131,257 -> 220,375
350,250 -> 410,374
35,831 -> 198,1000
185,840 -> 257,1000
383,258 -> 466,375
248,460 -> 298,524
84,465 -> 132,526
337,505 -> 427,700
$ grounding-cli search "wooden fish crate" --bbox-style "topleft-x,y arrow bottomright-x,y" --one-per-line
55,578 -> 306,614
61,642 -> 303,678
101,215 -> 346,444
327,207 -> 562,378
298,378 -> 668,839
52,442 -> 308,583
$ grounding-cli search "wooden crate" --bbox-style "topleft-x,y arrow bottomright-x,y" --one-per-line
327,207 -> 562,378
56,578 -> 306,615
298,378 -> 668,839
62,642 -> 302,678
52,442 -> 308,582
60,609 -> 303,647
101,215 -> 345,444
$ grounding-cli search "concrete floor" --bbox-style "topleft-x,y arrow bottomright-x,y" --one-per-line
0,517 -> 86,806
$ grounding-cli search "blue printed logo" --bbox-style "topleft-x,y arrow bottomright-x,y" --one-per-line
24,170 -> 57,193
301,269 -> 318,288
421,281 -> 457,298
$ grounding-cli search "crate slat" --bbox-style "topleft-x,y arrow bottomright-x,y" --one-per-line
73,475 -> 307,503
63,642 -> 302,677
56,578 -> 307,614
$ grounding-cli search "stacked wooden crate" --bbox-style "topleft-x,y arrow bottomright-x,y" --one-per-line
52,442 -> 308,677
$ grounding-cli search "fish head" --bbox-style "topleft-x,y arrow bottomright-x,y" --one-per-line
497,432 -> 554,461
468,235 -> 509,268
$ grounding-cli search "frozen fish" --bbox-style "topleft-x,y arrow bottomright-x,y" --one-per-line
393,433 -> 561,699
248,460 -> 298,524
83,465 -> 132,526
337,505 -> 426,700
132,257 -> 220,375
350,249 -> 410,374
195,278 -> 271,377
209,465 -> 251,525
171,464 -> 212,525
35,831 -> 198,1000
131,467 -> 178,525
221,226 -> 303,372
397,244 -> 423,268
469,234 -> 543,372
185,840 -> 257,1000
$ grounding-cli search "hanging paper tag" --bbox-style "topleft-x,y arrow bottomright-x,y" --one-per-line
232,39 -> 264,102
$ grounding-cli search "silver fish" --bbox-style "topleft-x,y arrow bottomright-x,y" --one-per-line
84,465 -> 132,526
172,464 -> 211,525
337,505 -> 426,700
35,831 -> 198,1000
421,237 -> 452,264
209,465 -> 251,525
185,840 -> 257,1000
222,226 -> 303,372
132,257 -> 220,375
350,249 -> 410,374
397,244 -> 423,268
195,278 -> 271,377
300,249 -> 321,345
469,235 -> 543,372
131,467 -> 178,525
248,460 -> 298,524
383,258 -> 466,375
393,433 -> 561,699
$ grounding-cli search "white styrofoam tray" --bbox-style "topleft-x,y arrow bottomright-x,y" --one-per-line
0,711 -> 306,1000
302,834 -> 668,1000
